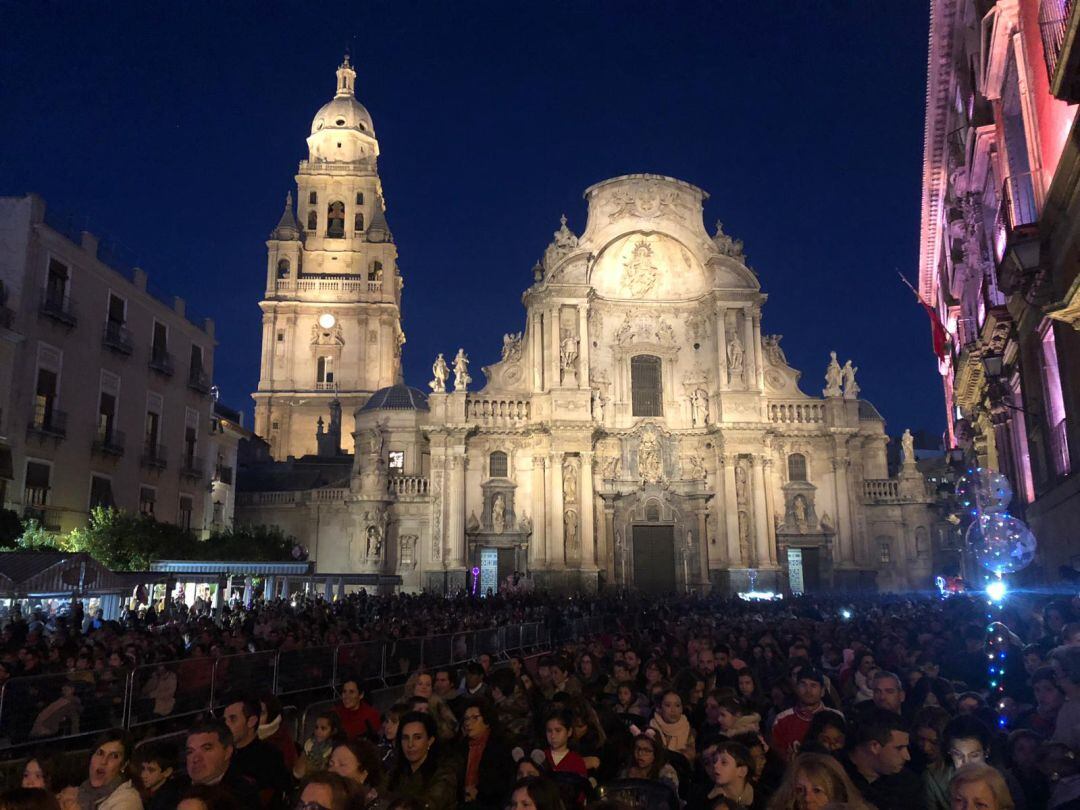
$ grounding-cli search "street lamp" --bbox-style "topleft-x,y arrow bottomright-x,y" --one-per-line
981,351 -> 1004,379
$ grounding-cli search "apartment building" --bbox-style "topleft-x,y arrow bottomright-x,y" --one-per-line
0,194 -> 218,536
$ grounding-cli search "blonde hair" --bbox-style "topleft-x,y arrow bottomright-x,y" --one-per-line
766,753 -> 873,810
948,763 -> 1014,810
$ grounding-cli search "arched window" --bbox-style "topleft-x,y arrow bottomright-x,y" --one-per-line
354,212 -> 364,231
645,501 -> 661,522
355,192 -> 364,205
368,260 -> 383,281
489,451 -> 508,478
316,355 -> 334,384
788,453 -> 807,482
327,202 -> 345,238
631,355 -> 663,417
277,259 -> 290,279
307,211 -> 317,231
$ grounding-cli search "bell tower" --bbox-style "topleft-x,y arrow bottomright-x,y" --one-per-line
253,56 -> 404,459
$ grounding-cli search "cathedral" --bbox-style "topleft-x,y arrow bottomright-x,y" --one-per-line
237,58 -> 939,595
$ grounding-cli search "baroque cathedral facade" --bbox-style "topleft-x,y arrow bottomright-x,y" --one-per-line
238,58 -> 938,594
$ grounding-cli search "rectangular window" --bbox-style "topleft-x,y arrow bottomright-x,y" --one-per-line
388,450 -> 404,473
309,191 -> 317,205
89,475 -> 114,510
631,355 -> 663,417
107,293 -> 126,325
190,344 -> 203,375
139,486 -> 156,516
152,321 -> 167,354
880,542 -> 891,564
178,495 -> 193,531
316,355 -> 334,384
1041,322 -> 1071,476
24,461 -> 51,504
34,367 -> 58,428
45,258 -> 69,303
355,192 -> 364,205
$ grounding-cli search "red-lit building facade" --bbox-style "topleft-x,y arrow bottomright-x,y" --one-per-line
920,0 -> 1080,581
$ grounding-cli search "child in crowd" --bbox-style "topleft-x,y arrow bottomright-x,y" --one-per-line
295,711 -> 341,778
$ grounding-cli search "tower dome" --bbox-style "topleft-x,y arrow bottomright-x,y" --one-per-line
310,55 -> 375,137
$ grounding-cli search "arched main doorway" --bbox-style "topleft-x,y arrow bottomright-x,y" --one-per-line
632,523 -> 676,593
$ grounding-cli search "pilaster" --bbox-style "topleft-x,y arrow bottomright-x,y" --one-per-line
580,451 -> 596,570
751,454 -> 774,568
723,454 -> 741,565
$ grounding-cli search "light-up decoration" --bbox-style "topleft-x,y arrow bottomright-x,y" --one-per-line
955,467 -> 1013,515
985,579 -> 1007,603
318,312 -> 337,329
737,591 -> 781,601
966,513 -> 1037,575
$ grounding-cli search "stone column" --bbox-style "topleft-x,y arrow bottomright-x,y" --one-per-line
696,507 -> 709,589
336,577 -> 346,600
742,307 -> 755,389
264,576 -> 276,601
531,455 -> 546,566
381,316 -> 394,387
532,313 -> 544,391
550,307 -> 562,388
356,315 -> 368,390
549,452 -> 565,566
723,455 -> 741,565
751,455 -> 771,568
580,451 -> 596,569
260,314 -> 274,380
762,456 -> 779,565
832,456 -> 854,566
243,576 -> 253,608
716,306 -> 729,392
752,309 -> 765,391
279,577 -> 290,600
447,452 -> 466,568
603,500 -> 617,584
577,306 -> 589,390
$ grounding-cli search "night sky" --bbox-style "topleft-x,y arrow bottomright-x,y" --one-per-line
0,1 -> 941,439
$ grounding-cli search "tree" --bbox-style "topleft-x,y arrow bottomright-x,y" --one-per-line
0,509 -> 23,549
66,507 -> 196,570
202,525 -> 296,561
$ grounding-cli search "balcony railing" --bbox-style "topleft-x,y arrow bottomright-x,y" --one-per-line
1040,0 -> 1074,82
314,381 -> 337,391
464,396 -> 532,424
180,454 -> 204,479
187,368 -> 212,395
102,321 -> 134,355
38,291 -> 76,327
92,427 -> 126,457
140,443 -> 168,470
23,486 -> 48,507
389,476 -> 430,497
27,408 -> 67,439
863,479 -> 903,502
767,400 -> 824,425
22,504 -> 61,532
148,348 -> 174,376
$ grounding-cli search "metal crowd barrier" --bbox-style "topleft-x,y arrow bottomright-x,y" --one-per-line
0,621 -> 551,752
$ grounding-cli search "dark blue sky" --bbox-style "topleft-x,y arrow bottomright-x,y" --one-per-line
0,1 -> 942,438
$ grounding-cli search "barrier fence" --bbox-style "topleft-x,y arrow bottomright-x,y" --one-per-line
0,620 -> 575,752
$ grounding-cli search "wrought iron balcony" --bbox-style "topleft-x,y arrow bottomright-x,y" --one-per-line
187,368 -> 212,394
38,291 -> 77,327
92,427 -> 125,457
1040,0 -> 1080,102
180,454 -> 204,479
140,442 -> 168,470
102,321 -> 134,355
27,408 -> 67,440
148,348 -> 174,376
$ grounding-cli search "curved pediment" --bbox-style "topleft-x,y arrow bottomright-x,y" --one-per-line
589,232 -> 710,301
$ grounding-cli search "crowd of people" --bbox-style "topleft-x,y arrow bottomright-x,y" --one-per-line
0,587 -> 1078,810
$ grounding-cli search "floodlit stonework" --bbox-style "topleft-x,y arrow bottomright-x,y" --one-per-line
239,59 -> 941,594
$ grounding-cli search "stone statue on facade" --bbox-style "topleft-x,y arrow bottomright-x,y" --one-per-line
727,332 -> 745,384
453,348 -> 471,391
685,454 -> 706,481
591,389 -> 608,423
841,360 -> 859,400
712,221 -> 746,261
560,332 -> 578,378
501,332 -> 523,363
823,351 -> 842,397
466,511 -> 480,533
430,353 -> 448,393
639,432 -> 663,484
563,458 -> 578,503
366,524 -> 382,558
518,512 -> 533,534
691,388 -> 710,426
763,335 -> 786,366
901,429 -> 915,467
564,510 -> 579,551
492,493 -> 506,534
603,454 -> 621,480
793,495 -> 808,531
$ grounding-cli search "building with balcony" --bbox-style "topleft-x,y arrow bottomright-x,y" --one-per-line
237,59 -> 945,595
0,194 -> 218,535
919,0 -> 1080,581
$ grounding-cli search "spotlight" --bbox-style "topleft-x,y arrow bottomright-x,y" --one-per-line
840,608 -> 853,620
986,580 -> 1007,602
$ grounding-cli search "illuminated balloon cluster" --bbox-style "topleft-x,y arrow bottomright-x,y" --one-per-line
955,468 -> 1036,575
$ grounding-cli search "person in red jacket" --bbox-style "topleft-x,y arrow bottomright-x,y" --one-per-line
770,668 -> 844,762
542,709 -> 587,777
333,678 -> 381,741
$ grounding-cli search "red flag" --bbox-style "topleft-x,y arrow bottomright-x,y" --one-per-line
922,300 -> 949,361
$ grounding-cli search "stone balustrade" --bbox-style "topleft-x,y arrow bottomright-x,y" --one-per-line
465,396 -> 531,424
238,488 -> 349,506
862,479 -> 902,502
389,476 -> 430,496
767,400 -> 825,424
